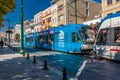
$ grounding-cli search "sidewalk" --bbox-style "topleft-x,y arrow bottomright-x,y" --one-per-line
0,46 -> 62,80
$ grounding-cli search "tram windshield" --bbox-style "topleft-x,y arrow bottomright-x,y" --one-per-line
96,27 -> 120,45
39,34 -> 43,44
96,28 -> 109,45
26,37 -> 33,44
79,27 -> 95,44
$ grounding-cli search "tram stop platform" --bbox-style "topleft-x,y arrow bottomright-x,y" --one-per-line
0,46 -> 62,80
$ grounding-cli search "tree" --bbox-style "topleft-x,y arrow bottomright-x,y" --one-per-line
15,33 -> 20,42
0,0 -> 16,28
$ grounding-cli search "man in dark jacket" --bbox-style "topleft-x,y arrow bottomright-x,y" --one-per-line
0,39 -> 4,48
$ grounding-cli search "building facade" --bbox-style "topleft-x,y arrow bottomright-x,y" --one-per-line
24,19 -> 34,34
12,24 -> 20,41
51,0 -> 66,26
66,0 -> 101,24
51,0 -> 101,26
102,0 -> 120,18
51,4 -> 58,27
0,32 -> 5,39
42,7 -> 52,30
34,12 -> 42,32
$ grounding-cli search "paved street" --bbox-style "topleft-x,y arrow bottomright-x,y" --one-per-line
8,43 -> 120,80
33,50 -> 120,80
1,0 -> 120,80
0,46 -> 62,80
1,42 -> 120,80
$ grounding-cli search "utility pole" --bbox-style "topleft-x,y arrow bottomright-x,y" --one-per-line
74,0 -> 77,24
20,0 -> 25,55
8,20 -> 10,46
5,19 -> 10,46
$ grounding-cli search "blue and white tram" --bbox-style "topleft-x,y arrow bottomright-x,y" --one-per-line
42,24 -> 95,53
24,24 -> 96,54
95,12 -> 120,60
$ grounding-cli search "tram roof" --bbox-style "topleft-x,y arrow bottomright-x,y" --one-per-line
100,12 -> 120,29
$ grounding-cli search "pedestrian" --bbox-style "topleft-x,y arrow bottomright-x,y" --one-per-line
0,39 -> 4,48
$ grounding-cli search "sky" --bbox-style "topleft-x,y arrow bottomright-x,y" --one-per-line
94,0 -> 102,3
1,0 -> 52,31
0,0 -> 101,31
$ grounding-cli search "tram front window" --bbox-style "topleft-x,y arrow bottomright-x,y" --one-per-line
79,27 -> 95,44
50,34 -> 54,45
96,28 -> 109,45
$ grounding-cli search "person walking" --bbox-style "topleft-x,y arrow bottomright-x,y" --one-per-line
0,39 -> 4,48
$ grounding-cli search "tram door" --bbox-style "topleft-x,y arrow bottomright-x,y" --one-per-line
71,32 -> 82,52
96,28 -> 111,58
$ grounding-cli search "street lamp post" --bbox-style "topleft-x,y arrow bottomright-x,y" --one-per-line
20,0 -> 25,55
74,0 -> 77,24
5,19 -> 10,46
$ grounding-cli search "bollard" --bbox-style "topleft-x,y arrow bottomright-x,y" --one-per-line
13,48 -> 15,51
62,68 -> 67,80
26,52 -> 30,59
32,56 -> 37,64
43,60 -> 48,70
12,47 -> 14,50
15,48 -> 16,52
15,48 -> 17,52
17,49 -> 19,53
22,52 -> 25,56
16,48 -> 18,53
11,46 -> 12,49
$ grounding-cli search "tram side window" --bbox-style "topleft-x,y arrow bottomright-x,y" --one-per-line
114,27 -> 120,43
44,35 -> 48,43
72,32 -> 80,42
50,34 -> 54,45
39,35 -> 43,44
96,29 -> 108,45
26,37 -> 33,44
77,33 -> 81,42
72,32 -> 76,42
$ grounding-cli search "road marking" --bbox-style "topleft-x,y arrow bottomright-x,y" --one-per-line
70,60 -> 87,80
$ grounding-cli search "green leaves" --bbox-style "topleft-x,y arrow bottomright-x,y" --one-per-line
0,0 -> 16,27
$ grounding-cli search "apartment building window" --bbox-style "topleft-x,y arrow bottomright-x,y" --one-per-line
107,0 -> 112,5
116,11 -> 120,13
52,18 -> 55,24
39,16 -> 41,22
52,9 -> 56,15
35,19 -> 37,24
107,13 -> 112,16
54,18 -> 56,23
37,17 -> 39,23
116,0 -> 120,2
58,5 -> 64,11
51,10 -> 54,15
58,15 -> 64,21
34,19 -> 35,24
86,1 -> 89,8
48,18 -> 51,22
86,9 -> 89,16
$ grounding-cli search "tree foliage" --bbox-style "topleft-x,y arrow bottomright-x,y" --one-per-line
0,0 -> 16,27
15,33 -> 20,40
